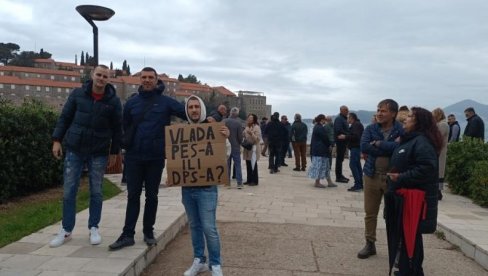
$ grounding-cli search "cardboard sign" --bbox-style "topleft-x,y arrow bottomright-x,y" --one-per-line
165,122 -> 229,186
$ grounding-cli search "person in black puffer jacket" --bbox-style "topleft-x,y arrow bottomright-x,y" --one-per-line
385,107 -> 443,276
109,67 -> 187,251
50,65 -> 122,248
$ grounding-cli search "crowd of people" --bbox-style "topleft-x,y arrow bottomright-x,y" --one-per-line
48,64 -> 486,276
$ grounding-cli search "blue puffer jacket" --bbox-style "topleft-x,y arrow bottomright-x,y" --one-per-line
361,121 -> 404,177
52,80 -> 122,156
123,81 -> 186,161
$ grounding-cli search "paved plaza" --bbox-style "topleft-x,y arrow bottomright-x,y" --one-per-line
0,157 -> 488,275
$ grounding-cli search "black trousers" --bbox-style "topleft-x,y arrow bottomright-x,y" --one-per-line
245,160 -> 259,184
123,158 -> 164,237
268,142 -> 282,170
335,141 -> 347,178
397,231 -> 424,276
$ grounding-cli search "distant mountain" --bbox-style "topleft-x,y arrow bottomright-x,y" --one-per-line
444,99 -> 488,121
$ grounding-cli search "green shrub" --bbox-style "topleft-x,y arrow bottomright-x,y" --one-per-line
0,99 -> 62,203
445,137 -> 488,196
469,160 -> 488,207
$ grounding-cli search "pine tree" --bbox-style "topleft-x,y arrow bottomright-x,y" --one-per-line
127,64 -> 131,75
80,51 -> 85,65
110,61 -> 113,70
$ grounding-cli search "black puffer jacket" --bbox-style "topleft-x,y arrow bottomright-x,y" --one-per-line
387,132 -> 439,233
52,80 -> 122,156
123,81 -> 187,161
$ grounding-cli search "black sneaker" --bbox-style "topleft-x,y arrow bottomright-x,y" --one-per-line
293,168 -> 301,171
347,187 -> 363,192
109,235 -> 135,251
144,232 -> 157,246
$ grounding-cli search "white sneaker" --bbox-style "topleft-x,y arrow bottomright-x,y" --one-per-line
89,227 -> 102,245
211,265 -> 223,276
184,258 -> 208,276
49,228 -> 71,248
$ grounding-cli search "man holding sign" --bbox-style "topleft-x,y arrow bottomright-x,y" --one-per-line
166,95 -> 228,276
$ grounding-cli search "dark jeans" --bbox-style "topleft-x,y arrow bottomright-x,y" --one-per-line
245,160 -> 259,184
122,158 -> 165,237
335,141 -> 347,178
279,142 -> 289,165
268,142 -> 282,170
349,147 -> 363,188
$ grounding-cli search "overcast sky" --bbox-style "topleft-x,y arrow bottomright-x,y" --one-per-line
1,0 -> 488,117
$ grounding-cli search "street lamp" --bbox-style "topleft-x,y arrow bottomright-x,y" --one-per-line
76,5 -> 115,66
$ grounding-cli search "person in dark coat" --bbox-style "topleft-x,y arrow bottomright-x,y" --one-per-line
50,65 -> 122,247
334,105 -> 350,183
265,112 -> 284,173
308,114 -> 336,188
290,113 -> 308,171
463,107 -> 485,141
447,114 -> 461,143
385,107 -> 442,276
339,112 -> 364,191
109,67 -> 187,251
279,115 -> 291,166
260,117 -> 269,156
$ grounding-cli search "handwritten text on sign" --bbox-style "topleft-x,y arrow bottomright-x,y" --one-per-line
165,122 -> 229,186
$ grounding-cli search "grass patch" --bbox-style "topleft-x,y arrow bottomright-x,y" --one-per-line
0,177 -> 121,248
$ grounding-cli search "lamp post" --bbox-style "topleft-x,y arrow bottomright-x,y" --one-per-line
76,5 -> 115,66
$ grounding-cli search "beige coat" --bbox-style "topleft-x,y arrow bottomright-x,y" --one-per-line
242,124 -> 261,161
438,121 -> 449,178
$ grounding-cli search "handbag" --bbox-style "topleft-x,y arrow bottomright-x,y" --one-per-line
241,138 -> 254,150
121,96 -> 158,149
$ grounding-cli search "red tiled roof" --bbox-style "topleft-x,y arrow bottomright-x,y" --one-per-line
175,91 -> 193,97
34,59 -> 84,69
178,82 -> 212,92
116,76 -> 140,85
33,58 -> 55,63
213,86 -> 236,97
0,76 -> 82,88
0,65 -> 80,77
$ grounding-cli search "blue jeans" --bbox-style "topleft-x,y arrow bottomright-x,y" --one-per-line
349,147 -> 363,189
227,150 -> 242,184
182,186 -> 221,266
62,151 -> 108,232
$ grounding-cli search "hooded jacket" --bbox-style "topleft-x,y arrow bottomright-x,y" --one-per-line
52,80 -> 122,156
291,114 -> 308,143
123,80 -> 186,161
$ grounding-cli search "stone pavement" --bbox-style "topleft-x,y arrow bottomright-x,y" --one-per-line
1,157 -> 488,275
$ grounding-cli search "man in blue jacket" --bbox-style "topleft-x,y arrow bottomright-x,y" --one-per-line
50,65 -> 122,247
357,99 -> 403,259
109,67 -> 187,250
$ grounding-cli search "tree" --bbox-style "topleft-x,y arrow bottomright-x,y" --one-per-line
8,51 -> 37,67
178,74 -> 201,84
0,42 -> 20,65
122,60 -> 127,71
126,64 -> 131,75
38,48 -> 51,59
80,51 -> 85,65
110,61 -> 113,70
85,52 -> 89,64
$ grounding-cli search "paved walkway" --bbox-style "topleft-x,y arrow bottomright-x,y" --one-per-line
0,157 -> 487,275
